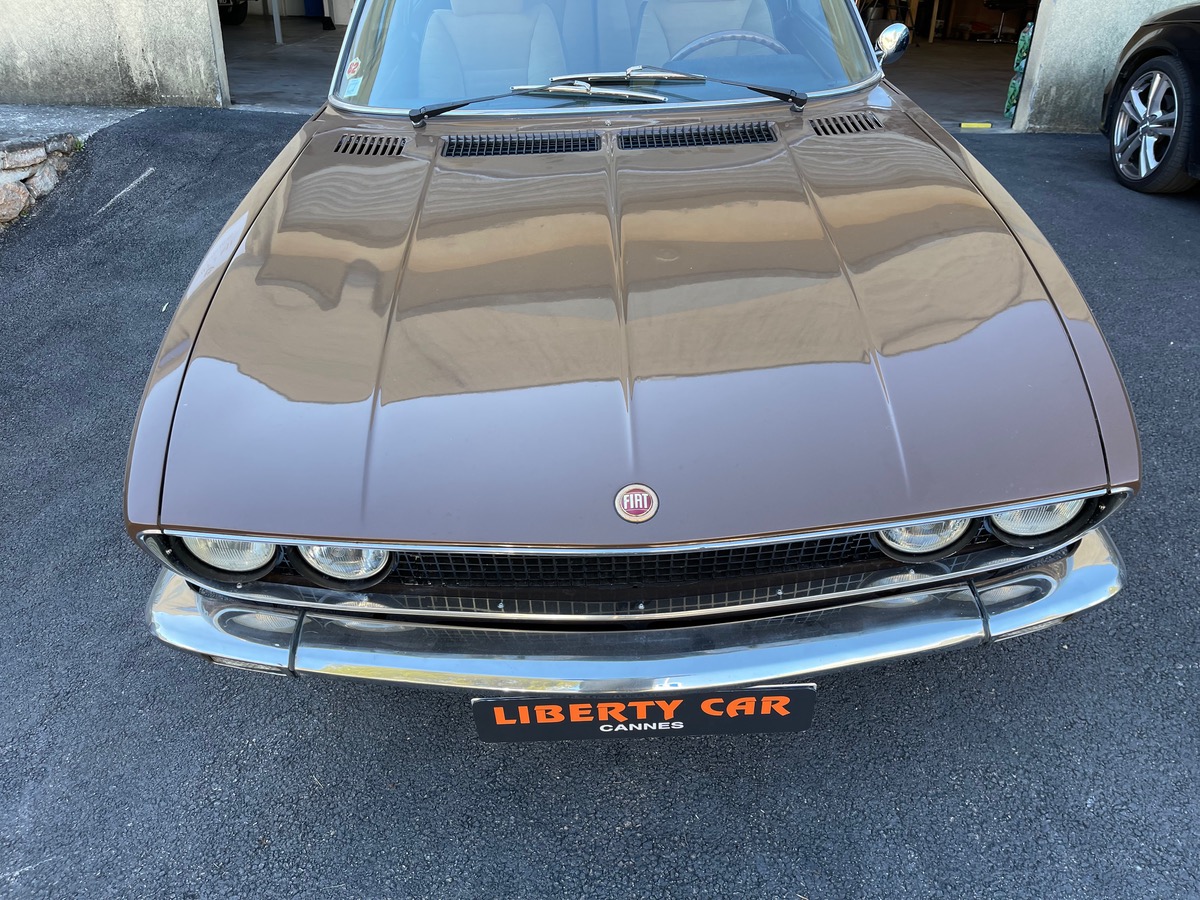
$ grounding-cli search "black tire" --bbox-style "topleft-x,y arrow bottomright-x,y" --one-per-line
1108,55 -> 1197,194
219,1 -> 249,26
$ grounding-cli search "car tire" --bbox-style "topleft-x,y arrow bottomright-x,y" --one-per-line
219,1 -> 249,26
1109,55 -> 1197,194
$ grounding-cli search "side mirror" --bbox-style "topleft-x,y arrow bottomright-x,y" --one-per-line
875,23 -> 910,66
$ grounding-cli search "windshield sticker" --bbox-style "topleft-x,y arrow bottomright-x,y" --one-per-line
346,57 -> 361,78
344,76 -> 363,98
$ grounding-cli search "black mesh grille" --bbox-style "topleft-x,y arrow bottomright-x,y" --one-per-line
341,569 -> 885,618
808,112 -> 884,136
618,122 -> 776,149
442,131 -> 601,157
388,532 -> 877,587
333,134 -> 406,156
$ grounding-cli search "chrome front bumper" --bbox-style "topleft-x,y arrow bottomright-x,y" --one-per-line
147,527 -> 1124,694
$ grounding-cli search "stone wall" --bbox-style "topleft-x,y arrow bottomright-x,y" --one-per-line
1014,0 -> 1187,133
0,0 -> 229,107
0,135 -> 79,231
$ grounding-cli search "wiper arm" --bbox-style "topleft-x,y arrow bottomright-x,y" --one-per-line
410,81 -> 668,127
551,65 -> 807,111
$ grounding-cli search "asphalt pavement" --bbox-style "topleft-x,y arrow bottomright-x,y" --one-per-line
1,109 -> 1197,899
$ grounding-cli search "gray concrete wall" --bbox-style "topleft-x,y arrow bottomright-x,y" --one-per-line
1014,0 -> 1184,133
0,0 -> 229,108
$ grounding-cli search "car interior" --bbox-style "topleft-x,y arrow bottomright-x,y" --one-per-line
354,0 -> 872,109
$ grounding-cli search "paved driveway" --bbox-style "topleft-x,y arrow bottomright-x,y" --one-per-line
1,109 -> 1197,899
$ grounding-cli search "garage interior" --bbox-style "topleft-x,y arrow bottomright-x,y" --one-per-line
220,1 -> 346,112
216,0 -> 1036,125
865,0 -> 1038,126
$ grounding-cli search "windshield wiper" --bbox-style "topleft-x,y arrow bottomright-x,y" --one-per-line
550,65 -> 807,111
410,82 -> 668,127
409,65 -> 804,126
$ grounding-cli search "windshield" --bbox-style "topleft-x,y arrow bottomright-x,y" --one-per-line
333,0 -> 877,113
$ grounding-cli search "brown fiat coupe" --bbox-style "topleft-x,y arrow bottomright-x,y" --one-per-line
127,0 -> 1140,739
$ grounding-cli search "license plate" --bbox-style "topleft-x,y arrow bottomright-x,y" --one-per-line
472,684 -> 816,742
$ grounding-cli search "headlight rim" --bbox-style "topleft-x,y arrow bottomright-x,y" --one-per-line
872,517 -> 978,563
986,497 -> 1100,549
169,535 -> 281,584
286,544 -> 394,591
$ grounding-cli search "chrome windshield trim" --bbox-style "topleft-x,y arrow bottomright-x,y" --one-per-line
324,72 -> 885,121
150,489 -> 1121,556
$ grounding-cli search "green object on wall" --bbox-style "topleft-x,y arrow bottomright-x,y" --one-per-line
1005,21 -> 1035,120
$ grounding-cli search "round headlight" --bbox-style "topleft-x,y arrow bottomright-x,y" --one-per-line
296,545 -> 391,584
990,499 -> 1086,539
179,536 -> 278,579
877,518 -> 973,559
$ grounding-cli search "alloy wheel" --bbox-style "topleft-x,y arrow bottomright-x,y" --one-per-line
1112,70 -> 1178,180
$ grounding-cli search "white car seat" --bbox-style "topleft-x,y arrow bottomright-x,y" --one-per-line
418,0 -> 567,97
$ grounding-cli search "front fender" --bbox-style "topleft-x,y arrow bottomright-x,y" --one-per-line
124,118 -> 318,541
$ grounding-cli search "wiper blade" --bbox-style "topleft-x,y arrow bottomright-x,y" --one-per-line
513,82 -> 670,103
551,68 -> 706,85
410,81 -> 667,127
551,65 -> 807,110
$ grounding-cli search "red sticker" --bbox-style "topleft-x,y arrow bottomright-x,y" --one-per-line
347,57 -> 361,77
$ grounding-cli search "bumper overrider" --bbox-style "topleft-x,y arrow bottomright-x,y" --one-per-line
145,526 -> 1125,694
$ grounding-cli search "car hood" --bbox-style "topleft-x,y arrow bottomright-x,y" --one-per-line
160,104 -> 1107,546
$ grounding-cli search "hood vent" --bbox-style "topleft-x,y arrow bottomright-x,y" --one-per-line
442,131 -> 601,157
809,112 -> 884,136
333,134 -> 407,156
618,122 -> 776,149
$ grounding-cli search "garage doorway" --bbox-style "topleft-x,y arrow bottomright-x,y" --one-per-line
862,0 -> 1037,128
216,0 -> 351,112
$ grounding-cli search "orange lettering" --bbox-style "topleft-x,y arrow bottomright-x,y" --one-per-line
700,697 -> 724,716
760,696 -> 791,716
493,706 -> 519,726
597,702 -> 628,722
535,705 -> 565,723
518,706 -> 530,724
654,698 -> 683,720
726,697 -> 756,717
627,700 -> 655,720
568,703 -> 593,722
